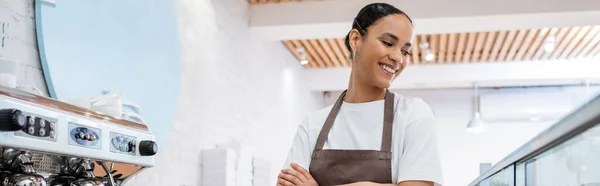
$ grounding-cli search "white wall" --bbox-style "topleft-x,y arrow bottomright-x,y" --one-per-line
325,86 -> 600,186
0,0 -> 49,96
127,0 -> 324,185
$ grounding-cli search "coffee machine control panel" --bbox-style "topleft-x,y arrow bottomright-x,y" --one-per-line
68,123 -> 102,150
110,132 -> 137,155
8,111 -> 58,142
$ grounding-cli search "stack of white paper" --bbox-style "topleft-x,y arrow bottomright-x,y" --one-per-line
201,148 -> 237,186
253,157 -> 271,186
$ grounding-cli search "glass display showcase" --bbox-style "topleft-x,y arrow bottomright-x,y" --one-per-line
470,94 -> 600,186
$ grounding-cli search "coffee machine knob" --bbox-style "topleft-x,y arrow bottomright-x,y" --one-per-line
0,109 -> 27,131
138,140 -> 158,156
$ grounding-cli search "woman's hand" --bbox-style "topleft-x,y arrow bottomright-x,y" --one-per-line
277,162 -> 319,186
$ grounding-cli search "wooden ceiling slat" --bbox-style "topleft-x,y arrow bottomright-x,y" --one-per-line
471,32 -> 487,62
308,39 -> 334,67
549,27 -> 581,60
454,33 -> 468,63
419,35 -> 429,63
480,31 -> 497,62
260,0 -> 269,4
566,26 -> 599,59
587,42 -> 600,58
579,26 -> 600,58
446,33 -> 457,64
514,29 -> 537,61
558,26 -> 591,60
335,38 -> 351,66
489,31 -> 508,62
497,30 -> 518,62
541,27 -> 572,60
318,39 -> 342,67
327,39 -> 349,67
438,34 -> 447,64
470,32 -> 486,62
282,0 -> 291,2
524,28 -> 550,61
249,0 -> 259,4
506,30 -> 528,61
462,32 -> 478,63
272,0 -> 281,3
410,36 -> 420,65
297,40 -> 325,67
430,34 -> 439,63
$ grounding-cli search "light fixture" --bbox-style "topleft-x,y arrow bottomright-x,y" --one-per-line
466,113 -> 485,134
425,50 -> 435,61
467,82 -> 485,134
420,42 -> 435,62
296,47 -> 309,66
300,59 -> 308,65
544,34 -> 556,53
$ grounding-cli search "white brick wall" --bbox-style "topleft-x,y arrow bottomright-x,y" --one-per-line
127,0 -> 325,185
0,0 -> 49,96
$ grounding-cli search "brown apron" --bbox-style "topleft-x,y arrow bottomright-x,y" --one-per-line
309,89 -> 394,185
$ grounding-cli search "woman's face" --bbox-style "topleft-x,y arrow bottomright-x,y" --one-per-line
350,14 -> 414,89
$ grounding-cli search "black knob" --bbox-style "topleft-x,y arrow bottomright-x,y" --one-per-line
127,140 -> 136,152
0,109 -> 27,131
138,140 -> 157,156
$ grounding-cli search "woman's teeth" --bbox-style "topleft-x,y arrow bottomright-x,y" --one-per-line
379,64 -> 396,74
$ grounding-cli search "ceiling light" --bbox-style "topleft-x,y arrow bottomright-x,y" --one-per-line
300,59 -> 308,65
466,112 -> 485,134
296,47 -> 309,66
420,42 -> 435,62
467,82 -> 485,134
425,50 -> 435,61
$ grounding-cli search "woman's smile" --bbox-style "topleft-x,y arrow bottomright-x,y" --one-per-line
377,62 -> 397,79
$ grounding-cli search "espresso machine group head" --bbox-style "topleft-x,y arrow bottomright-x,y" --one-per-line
0,87 -> 158,186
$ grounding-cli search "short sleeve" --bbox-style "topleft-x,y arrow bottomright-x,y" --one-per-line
282,118 -> 312,170
397,100 -> 444,185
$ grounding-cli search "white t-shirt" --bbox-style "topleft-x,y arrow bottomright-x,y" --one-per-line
283,93 -> 444,185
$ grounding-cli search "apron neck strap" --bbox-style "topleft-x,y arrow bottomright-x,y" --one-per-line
314,89 -> 395,152
381,89 -> 394,152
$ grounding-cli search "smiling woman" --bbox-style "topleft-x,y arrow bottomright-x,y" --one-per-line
278,3 -> 443,186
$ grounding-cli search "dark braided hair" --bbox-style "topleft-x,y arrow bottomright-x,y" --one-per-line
344,3 -> 413,59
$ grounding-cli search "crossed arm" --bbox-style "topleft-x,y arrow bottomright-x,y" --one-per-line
277,163 -> 434,186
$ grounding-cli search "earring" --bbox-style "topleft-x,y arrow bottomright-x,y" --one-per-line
352,51 -> 356,60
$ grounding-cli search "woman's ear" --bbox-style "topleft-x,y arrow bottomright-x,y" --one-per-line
348,29 -> 362,54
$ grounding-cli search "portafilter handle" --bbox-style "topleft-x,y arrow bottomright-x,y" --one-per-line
11,151 -> 35,174
1,149 -> 35,174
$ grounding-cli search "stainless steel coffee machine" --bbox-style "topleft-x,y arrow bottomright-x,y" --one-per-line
0,87 -> 158,186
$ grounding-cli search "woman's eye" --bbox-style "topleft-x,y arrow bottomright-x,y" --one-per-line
381,41 -> 393,47
402,50 -> 411,56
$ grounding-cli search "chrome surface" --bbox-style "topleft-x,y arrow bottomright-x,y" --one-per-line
2,173 -> 47,186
